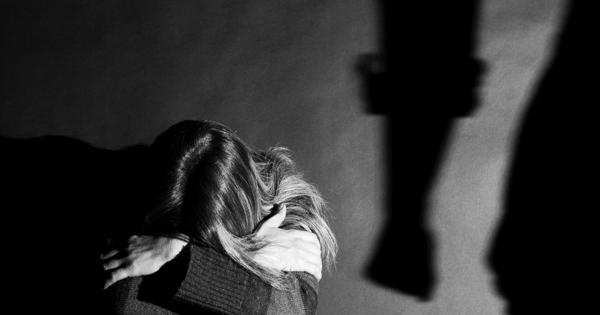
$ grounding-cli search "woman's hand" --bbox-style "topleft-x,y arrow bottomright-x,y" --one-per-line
252,205 -> 323,280
101,235 -> 188,289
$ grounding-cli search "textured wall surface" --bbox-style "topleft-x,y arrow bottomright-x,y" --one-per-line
0,1 -> 565,314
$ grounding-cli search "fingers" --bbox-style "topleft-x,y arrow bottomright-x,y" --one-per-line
296,239 -> 321,257
101,240 -> 132,288
104,266 -> 132,289
101,235 -> 140,259
307,264 -> 322,281
100,249 -> 119,260
281,237 -> 322,280
256,204 -> 287,237
278,204 -> 287,220
290,230 -> 321,256
294,230 -> 319,245
103,258 -> 126,271
251,216 -> 326,280
305,257 -> 322,281
287,257 -> 322,281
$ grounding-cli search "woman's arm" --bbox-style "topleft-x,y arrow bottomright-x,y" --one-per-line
149,244 -> 318,314
104,240 -> 319,314
264,271 -> 319,315
102,206 -> 322,314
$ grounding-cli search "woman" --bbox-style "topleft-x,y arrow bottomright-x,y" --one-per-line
100,120 -> 337,314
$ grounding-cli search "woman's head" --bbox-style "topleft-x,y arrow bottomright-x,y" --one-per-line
146,120 -> 336,287
147,120 -> 262,240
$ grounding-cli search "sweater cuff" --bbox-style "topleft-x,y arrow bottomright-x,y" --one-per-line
171,245 -> 251,314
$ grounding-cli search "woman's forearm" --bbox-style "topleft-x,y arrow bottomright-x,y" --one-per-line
161,244 -> 319,314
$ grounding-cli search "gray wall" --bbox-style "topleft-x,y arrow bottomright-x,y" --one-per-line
0,0 -> 564,314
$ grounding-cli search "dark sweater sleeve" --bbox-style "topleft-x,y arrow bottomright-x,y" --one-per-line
141,243 -> 319,314
264,272 -> 319,315
170,244 -> 268,314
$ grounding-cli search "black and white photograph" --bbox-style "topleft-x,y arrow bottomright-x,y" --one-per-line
1,0 -> 597,314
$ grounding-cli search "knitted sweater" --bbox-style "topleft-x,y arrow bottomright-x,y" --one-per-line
105,244 -> 318,314
1,136 -> 318,314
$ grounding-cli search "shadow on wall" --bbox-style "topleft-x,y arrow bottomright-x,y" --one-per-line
358,1 -> 484,300
488,1 -> 600,314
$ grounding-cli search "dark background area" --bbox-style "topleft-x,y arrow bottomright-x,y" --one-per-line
1,0 -> 568,314
489,1 -> 599,313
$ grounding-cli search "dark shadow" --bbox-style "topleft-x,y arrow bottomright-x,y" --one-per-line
488,1 -> 599,314
0,135 -> 152,313
359,1 -> 484,299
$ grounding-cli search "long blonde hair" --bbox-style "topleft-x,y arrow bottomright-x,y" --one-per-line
145,120 -> 337,289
